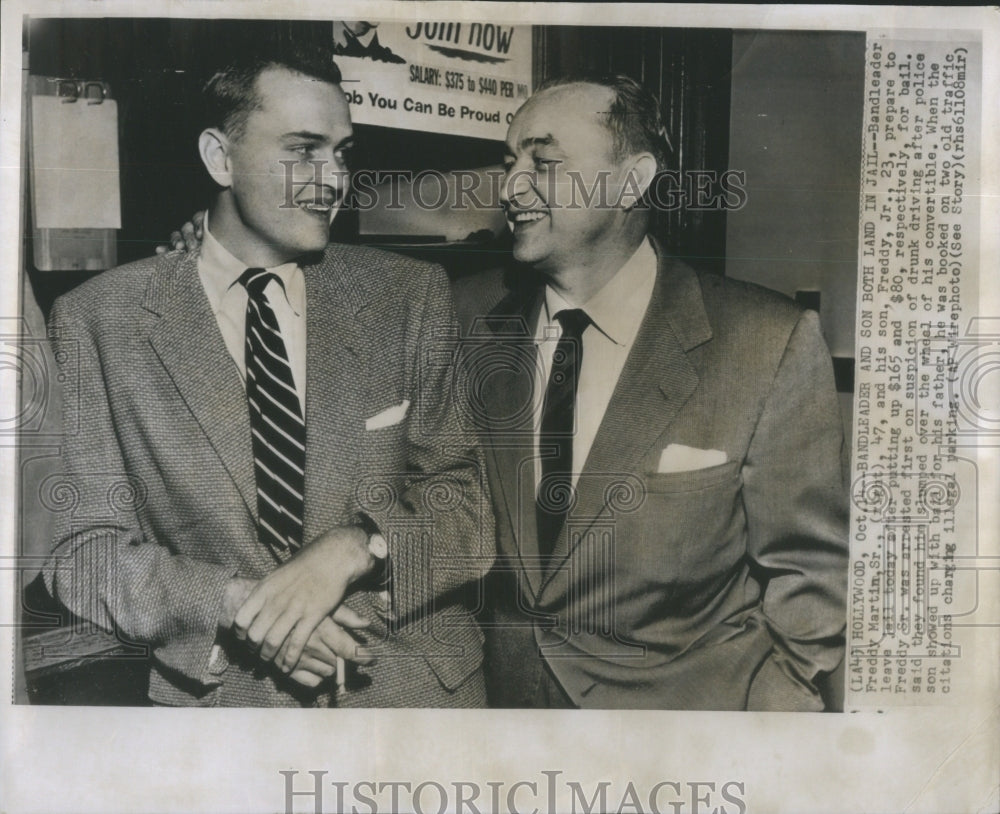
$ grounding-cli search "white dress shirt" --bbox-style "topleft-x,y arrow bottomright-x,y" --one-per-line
533,238 -> 658,489
197,217 -> 307,414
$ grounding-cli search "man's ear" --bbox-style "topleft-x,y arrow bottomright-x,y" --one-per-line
619,152 -> 658,211
199,128 -> 233,188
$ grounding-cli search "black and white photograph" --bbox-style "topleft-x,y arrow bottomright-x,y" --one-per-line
1,2 -> 997,813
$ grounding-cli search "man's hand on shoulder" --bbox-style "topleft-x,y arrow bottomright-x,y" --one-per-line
233,525 -> 376,672
155,210 -> 206,255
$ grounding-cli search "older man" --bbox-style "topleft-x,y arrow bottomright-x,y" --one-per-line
473,74 -> 848,710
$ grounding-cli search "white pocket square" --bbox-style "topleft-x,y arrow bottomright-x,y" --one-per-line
657,444 -> 727,473
365,400 -> 410,431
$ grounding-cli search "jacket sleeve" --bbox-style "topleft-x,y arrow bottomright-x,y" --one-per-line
360,266 -> 495,625
742,308 -> 850,710
42,299 -> 235,686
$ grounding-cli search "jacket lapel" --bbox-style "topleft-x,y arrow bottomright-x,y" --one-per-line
300,250 -> 370,543
540,253 -> 713,587
144,252 -> 257,519
481,289 -> 547,598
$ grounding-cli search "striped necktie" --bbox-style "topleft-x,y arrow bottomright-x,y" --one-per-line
239,267 -> 305,558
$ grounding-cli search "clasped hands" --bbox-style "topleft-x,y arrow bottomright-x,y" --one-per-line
219,525 -> 376,688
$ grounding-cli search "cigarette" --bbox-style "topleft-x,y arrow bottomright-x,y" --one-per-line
337,656 -> 346,692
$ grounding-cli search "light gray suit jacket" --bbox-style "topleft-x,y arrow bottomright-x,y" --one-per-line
44,244 -> 493,706
474,250 -> 849,709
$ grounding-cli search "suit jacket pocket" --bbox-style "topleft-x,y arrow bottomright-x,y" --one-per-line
359,421 -> 407,463
643,460 -> 741,493
630,463 -> 745,594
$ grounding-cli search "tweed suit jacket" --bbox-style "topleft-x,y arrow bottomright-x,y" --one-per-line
44,243 -> 492,707
473,248 -> 849,710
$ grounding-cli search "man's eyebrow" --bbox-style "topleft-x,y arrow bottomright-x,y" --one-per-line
521,134 -> 556,150
280,131 -> 331,142
504,134 -> 558,155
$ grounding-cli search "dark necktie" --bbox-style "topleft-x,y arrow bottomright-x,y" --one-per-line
239,268 -> 306,558
536,308 -> 590,560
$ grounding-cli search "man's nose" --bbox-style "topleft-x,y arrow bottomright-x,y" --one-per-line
500,164 -> 536,205
307,149 -> 348,181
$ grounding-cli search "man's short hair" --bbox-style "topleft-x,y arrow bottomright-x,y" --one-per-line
203,46 -> 343,142
537,73 -> 669,172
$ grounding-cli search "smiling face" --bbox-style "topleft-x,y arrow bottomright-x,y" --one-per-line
501,83 -> 630,278
207,66 -> 354,267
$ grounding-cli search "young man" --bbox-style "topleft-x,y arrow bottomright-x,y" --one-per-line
43,49 -> 491,707
474,75 -> 849,710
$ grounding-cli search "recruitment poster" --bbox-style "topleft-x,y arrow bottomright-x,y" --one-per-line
332,20 -> 532,139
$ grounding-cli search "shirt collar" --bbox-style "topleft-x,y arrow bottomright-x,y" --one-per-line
541,237 -> 657,347
199,214 -> 304,316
